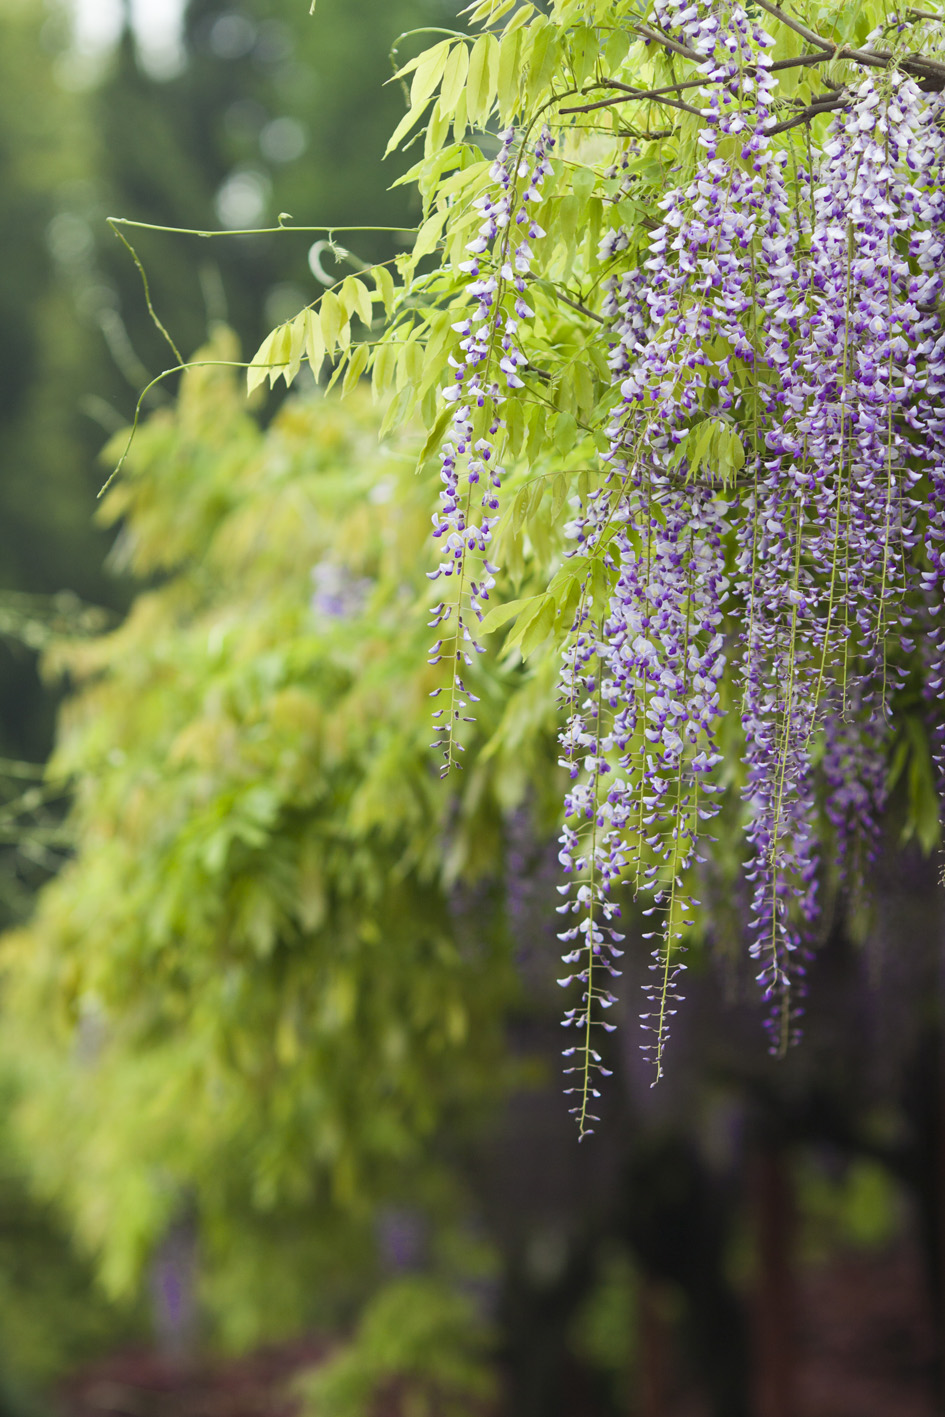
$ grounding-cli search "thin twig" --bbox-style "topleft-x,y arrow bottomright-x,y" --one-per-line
551,288 -> 606,325
559,50 -> 886,119
563,88 -> 704,117
751,0 -> 834,53
631,23 -> 704,63
108,217 -> 419,240
109,222 -> 183,365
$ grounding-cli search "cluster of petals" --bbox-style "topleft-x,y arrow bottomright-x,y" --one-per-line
556,0 -> 945,1119
428,126 -> 552,773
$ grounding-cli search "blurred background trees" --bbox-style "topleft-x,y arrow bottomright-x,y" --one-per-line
0,2 -> 944,1416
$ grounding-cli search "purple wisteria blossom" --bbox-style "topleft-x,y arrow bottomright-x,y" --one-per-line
553,0 -> 945,1121
428,126 -> 553,775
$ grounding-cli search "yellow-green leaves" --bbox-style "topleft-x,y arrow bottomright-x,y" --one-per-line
247,273 -> 383,395
496,26 -> 523,118
466,33 -> 500,127
373,264 -> 396,315
480,562 -> 583,660
440,42 -> 469,114
409,39 -> 452,112
668,418 -> 746,485
247,326 -> 286,394
480,591 -> 555,657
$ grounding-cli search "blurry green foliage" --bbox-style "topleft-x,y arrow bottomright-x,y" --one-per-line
297,1276 -> 495,1417
0,332 -> 562,1345
797,1154 -> 901,1261
568,1249 -> 638,1410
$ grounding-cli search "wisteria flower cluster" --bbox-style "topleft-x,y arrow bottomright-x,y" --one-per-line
427,126 -> 553,776
552,2 -> 945,1131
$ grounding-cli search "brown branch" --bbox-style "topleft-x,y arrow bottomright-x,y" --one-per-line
551,288 -> 606,326
751,0 -> 945,81
865,47 -> 945,78
631,23 -> 704,63
750,0 -> 834,53
560,50 -> 881,119
560,9 -> 945,125
770,52 -> 841,73
562,87 -> 704,117
764,96 -> 848,135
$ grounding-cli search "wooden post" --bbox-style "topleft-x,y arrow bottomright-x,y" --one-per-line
754,1147 -> 796,1417
639,1274 -> 670,1417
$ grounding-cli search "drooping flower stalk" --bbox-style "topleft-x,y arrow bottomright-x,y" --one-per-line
428,126 -> 553,775
552,5 -> 945,1107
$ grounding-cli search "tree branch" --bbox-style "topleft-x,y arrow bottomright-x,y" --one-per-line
550,289 -> 606,326
764,96 -> 848,135
750,0 -> 834,53
562,87 -> 705,117
631,23 -> 704,63
559,50 -> 887,119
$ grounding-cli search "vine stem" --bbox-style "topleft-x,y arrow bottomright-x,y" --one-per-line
107,217 -> 419,239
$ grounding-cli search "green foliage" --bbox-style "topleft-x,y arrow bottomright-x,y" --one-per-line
797,1155 -> 901,1260
6,0 -> 943,1379
568,1249 -> 638,1408
297,1276 -> 495,1417
0,332 -> 564,1335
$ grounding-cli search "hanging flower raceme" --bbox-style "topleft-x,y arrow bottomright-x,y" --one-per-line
558,0 -> 776,1127
428,126 -> 553,775
554,3 -> 945,1118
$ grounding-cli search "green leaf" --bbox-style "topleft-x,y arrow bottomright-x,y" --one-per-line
526,19 -> 556,98
320,290 -> 347,352
502,2 -> 535,34
570,23 -> 598,87
550,565 -> 582,626
413,208 -> 449,261
342,342 -> 370,394
571,163 -> 595,205
550,471 -> 569,523
373,265 -> 396,315
418,404 -> 452,463
285,312 -> 307,385
496,26 -> 522,118
385,95 -> 432,157
466,33 -> 498,127
519,596 -> 556,658
304,309 -> 326,379
572,361 -> 595,414
525,404 -> 545,467
504,593 -> 548,651
267,323 -> 292,389
440,42 -> 469,115
512,484 -> 529,533
478,596 -> 534,634
410,39 -> 451,111
504,397 -> 525,456
553,411 -> 578,455
556,195 -> 581,251
604,27 -> 630,70
371,339 -> 397,398
464,0 -> 516,22
342,276 -> 373,330
247,329 -> 278,395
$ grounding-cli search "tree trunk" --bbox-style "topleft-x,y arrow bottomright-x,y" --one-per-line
639,1274 -> 670,1417
753,1147 -> 796,1417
